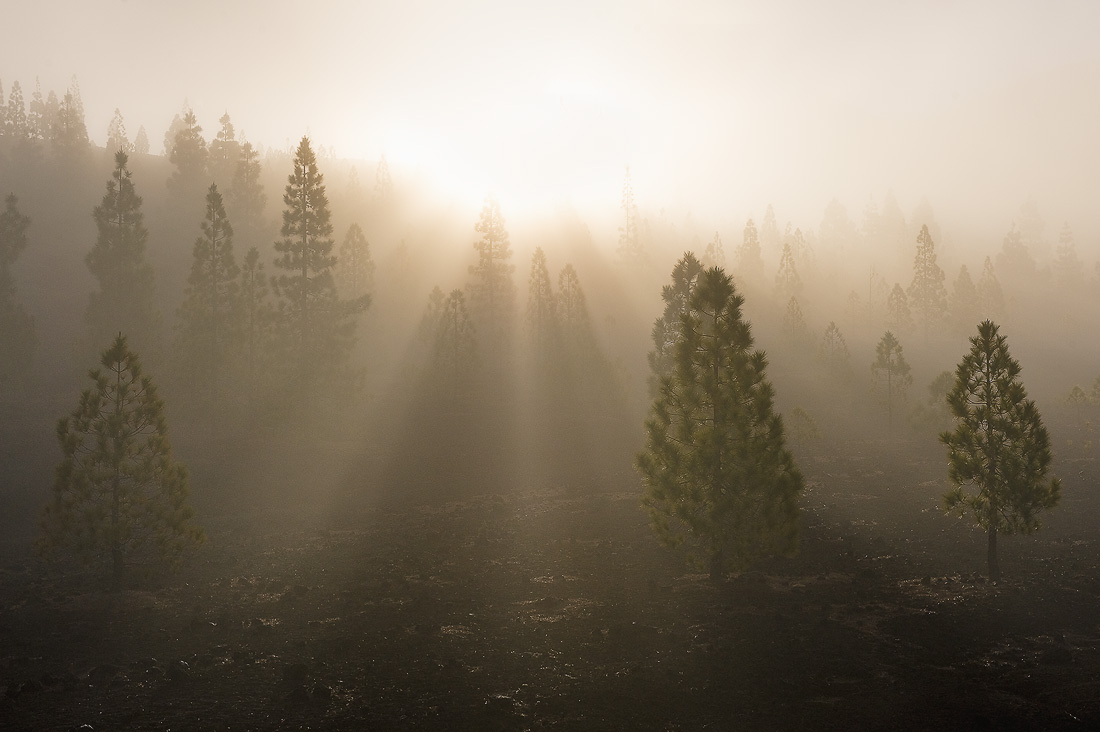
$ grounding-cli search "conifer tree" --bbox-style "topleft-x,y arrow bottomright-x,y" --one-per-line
374,154 -> 393,204
168,110 -> 208,197
0,79 -> 7,134
1053,222 -> 1083,291
638,267 -> 803,577
526,247 -> 557,358
648,252 -> 704,396
162,108 -> 187,157
27,79 -> 45,141
760,204 -> 780,253
85,151 -> 159,355
783,296 -> 810,345
702,231 -> 725,269
557,264 -> 594,354
51,90 -> 89,159
272,137 -> 367,386
949,265 -> 980,333
133,126 -> 150,155
240,246 -> 272,391
886,283 -> 912,332
6,81 -> 28,139
617,166 -> 644,266
819,321 -> 851,381
977,256 -> 1005,319
43,90 -> 60,140
227,140 -> 267,248
736,218 -> 765,287
208,112 -> 240,187
106,108 -> 131,154
176,184 -> 240,400
871,330 -> 912,430
468,195 -> 515,352
419,286 -> 446,344
0,194 -> 36,383
434,289 -> 477,398
907,224 -> 948,336
336,223 -> 373,300
940,321 -> 1060,581
774,241 -> 802,301
39,335 -> 203,586
996,222 -> 1036,283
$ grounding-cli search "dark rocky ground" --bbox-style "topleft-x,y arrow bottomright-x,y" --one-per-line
2,430 -> 1100,731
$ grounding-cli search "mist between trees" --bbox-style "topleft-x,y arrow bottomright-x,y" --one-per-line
0,89 -> 1094,585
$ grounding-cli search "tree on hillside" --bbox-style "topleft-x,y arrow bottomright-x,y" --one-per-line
783,296 -> 810,345
885,283 -> 912,332
133,126 -> 150,155
168,109 -> 208,198
6,81 -> 28,139
227,140 -> 267,248
774,241 -> 801,301
105,108 -> 131,154
526,247 -> 557,359
871,330 -> 912,430
907,224 -> 948,337
468,195 -> 515,353
736,218 -> 765,288
940,321 -> 1060,581
0,194 -> 36,383
85,151 -> 159,355
702,231 -> 725,269
647,251 -> 704,396
336,223 -> 373,301
638,266 -> 803,578
272,137 -> 368,387
996,223 -> 1037,284
617,166 -> 644,267
27,79 -> 46,141
51,90 -> 89,160
208,112 -> 240,187
38,335 -> 203,587
176,184 -> 240,401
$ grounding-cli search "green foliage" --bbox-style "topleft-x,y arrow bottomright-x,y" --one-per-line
940,320 -> 1060,580
871,330 -> 912,430
38,335 -> 203,586
85,151 -> 159,355
175,184 -> 240,401
647,251 -> 704,397
468,195 -> 514,351
638,266 -> 803,577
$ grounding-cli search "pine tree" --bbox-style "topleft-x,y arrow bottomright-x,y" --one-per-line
162,108 -> 187,157
0,79 -> 7,135
85,151 -> 159,355
977,256 -> 1005,319
949,265 -> 980,333
240,246 -> 272,391
702,231 -> 725,269
638,267 -> 803,578
648,252 -> 704,396
336,223 -> 373,300
374,155 -> 393,204
105,108 -> 131,154
760,204 -> 780,254
783,296 -> 810,345
557,264 -> 594,354
133,125 -> 150,155
50,90 -> 89,159
27,79 -> 45,141
434,289 -> 477,399
617,166 -> 644,266
886,283 -> 912,332
43,90 -> 60,140
819,321 -> 851,382
176,184 -> 239,400
38,335 -> 203,586
6,80 -> 28,139
0,194 -> 36,384
168,109 -> 208,197
419,286 -> 446,345
272,137 -> 367,386
775,241 -> 801,301
208,112 -> 240,188
907,224 -> 948,336
996,222 -> 1036,283
468,195 -> 515,352
736,218 -> 765,287
227,140 -> 267,248
940,321 -> 1061,581
871,330 -> 912,430
526,247 -> 557,358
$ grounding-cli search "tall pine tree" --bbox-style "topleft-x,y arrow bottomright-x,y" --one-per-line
468,195 -> 515,354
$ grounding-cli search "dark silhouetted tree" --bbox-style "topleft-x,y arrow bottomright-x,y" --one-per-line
648,252 -> 704,396
27,79 -> 46,141
39,335 -> 203,586
5,80 -> 28,139
85,151 -> 159,355
176,184 -> 239,401
0,194 -> 36,383
51,90 -> 89,160
638,266 -> 802,578
336,223 -> 373,300
907,224 -> 947,336
468,195 -> 515,352
940,321 -> 1060,581
872,330 -> 911,430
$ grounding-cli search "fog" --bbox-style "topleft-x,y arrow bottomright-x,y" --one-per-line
3,1 -> 1100,728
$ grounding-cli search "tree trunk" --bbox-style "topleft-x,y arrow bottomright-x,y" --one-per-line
987,525 -> 1000,582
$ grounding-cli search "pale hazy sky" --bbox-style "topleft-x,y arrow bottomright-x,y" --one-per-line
4,0 -> 1099,227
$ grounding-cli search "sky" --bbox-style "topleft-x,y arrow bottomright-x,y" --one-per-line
4,0 -> 1099,230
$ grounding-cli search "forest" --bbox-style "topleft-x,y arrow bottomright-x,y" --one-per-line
3,21 -> 1100,729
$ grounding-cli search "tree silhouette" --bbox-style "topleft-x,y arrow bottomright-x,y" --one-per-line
105,108 -> 131,154
336,223 -> 374,300
702,231 -> 725,269
526,247 -> 557,359
208,112 -> 240,188
39,335 -> 203,586
50,89 -> 89,160
774,242 -> 801,301
871,330 -> 912,430
85,151 -> 159,356
240,246 -> 272,394
133,125 -> 150,155
227,140 -> 267,249
167,109 -> 208,198
638,267 -> 802,578
949,265 -> 980,333
940,321 -> 1060,581
977,256 -> 1005,319
783,296 -> 810,345
434,289 -> 477,400
736,218 -> 765,288
5,81 -> 28,139
907,224 -> 947,337
885,283 -> 912,332
818,321 -> 851,382
0,194 -> 35,383
468,195 -> 514,353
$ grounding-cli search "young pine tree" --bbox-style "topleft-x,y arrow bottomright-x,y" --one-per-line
871,330 -> 912,431
638,267 -> 803,578
39,335 -> 203,587
176,184 -> 240,401
85,151 -> 159,356
940,321 -> 1060,581
227,140 -> 267,249
648,252 -> 704,397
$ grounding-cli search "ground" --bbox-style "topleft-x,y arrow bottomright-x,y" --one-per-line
2,434 -> 1099,731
